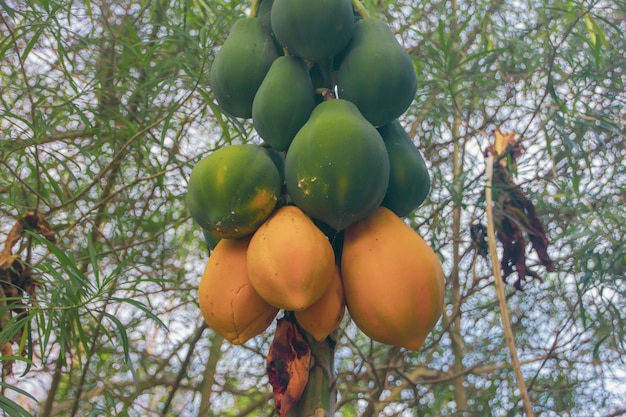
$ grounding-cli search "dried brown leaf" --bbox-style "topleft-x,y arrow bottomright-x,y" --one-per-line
486,129 -> 523,168
22,212 -> 56,243
267,317 -> 311,417
488,130 -> 555,289
2,222 -> 23,257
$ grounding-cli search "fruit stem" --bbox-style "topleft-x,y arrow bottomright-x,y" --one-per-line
315,88 -> 336,101
287,328 -> 337,417
351,0 -> 370,19
250,0 -> 260,17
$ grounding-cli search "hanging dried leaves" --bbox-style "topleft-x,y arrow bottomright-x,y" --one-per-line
267,316 -> 311,417
485,130 -> 555,290
0,211 -> 56,375
470,223 -> 489,259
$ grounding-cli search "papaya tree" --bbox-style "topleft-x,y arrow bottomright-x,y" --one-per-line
0,0 -> 624,416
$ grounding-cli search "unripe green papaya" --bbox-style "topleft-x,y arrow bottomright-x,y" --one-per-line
252,56 -> 315,151
378,120 -> 430,217
257,0 -> 274,32
210,17 -> 279,118
271,0 -> 354,61
261,146 -> 286,184
256,0 -> 284,55
285,99 -> 390,231
337,19 -> 417,127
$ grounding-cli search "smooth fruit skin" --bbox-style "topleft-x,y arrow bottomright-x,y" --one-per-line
284,99 -> 390,231
210,17 -> 279,118
186,144 -> 281,238
337,19 -> 417,127
341,207 -> 445,350
271,0 -> 354,61
295,264 -> 346,341
378,120 -> 431,217
252,56 -> 316,151
201,227 -> 222,252
247,205 -> 335,311
198,237 -> 279,345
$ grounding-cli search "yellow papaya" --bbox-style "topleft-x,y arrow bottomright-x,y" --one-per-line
198,237 -> 279,345
247,205 -> 335,311
341,207 -> 445,350
295,265 -> 345,341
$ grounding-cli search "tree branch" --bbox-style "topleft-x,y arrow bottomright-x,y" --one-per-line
485,154 -> 534,417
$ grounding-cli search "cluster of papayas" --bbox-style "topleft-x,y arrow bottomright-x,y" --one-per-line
189,0 -> 443,350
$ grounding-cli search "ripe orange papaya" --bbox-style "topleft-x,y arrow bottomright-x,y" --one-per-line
284,99 -> 390,231
271,0 -> 354,61
247,205 -> 335,311
336,19 -> 417,127
186,144 -> 282,238
341,207 -> 445,350
210,17 -> 279,118
378,120 -> 430,217
198,237 -> 279,345
294,264 -> 345,341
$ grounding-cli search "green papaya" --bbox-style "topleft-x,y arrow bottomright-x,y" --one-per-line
257,0 -> 273,32
378,120 -> 430,217
186,144 -> 282,238
285,99 -> 390,231
262,145 -> 286,184
336,19 -> 417,127
256,0 -> 284,55
210,17 -> 279,118
252,56 -> 315,151
271,0 -> 354,61
201,227 -> 222,252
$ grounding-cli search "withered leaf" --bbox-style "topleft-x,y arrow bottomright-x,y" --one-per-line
487,130 -> 555,290
486,129 -> 523,169
22,212 -> 57,243
2,221 -> 23,257
267,317 -> 311,417
470,223 -> 489,259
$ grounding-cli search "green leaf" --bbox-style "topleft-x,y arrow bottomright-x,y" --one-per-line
0,394 -> 33,417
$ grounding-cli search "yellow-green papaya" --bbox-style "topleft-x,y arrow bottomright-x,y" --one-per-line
186,144 -> 282,238
271,0 -> 354,61
201,227 -> 222,252
378,120 -> 430,217
284,99 -> 390,231
210,17 -> 279,118
252,56 -> 315,151
337,19 -> 417,127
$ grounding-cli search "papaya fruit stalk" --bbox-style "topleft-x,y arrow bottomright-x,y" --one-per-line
250,0 -> 261,17
287,318 -> 337,417
351,0 -> 370,19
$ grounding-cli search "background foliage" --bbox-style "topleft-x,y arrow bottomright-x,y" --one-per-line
0,0 -> 624,416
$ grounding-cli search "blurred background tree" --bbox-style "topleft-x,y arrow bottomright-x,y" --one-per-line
0,0 -> 624,416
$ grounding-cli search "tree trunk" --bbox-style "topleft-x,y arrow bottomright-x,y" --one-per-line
287,331 -> 336,417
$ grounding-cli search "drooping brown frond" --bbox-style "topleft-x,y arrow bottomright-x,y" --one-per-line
486,130 -> 555,289
0,211 -> 53,375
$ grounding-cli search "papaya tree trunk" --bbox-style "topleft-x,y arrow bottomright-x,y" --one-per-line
287,331 -> 336,417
